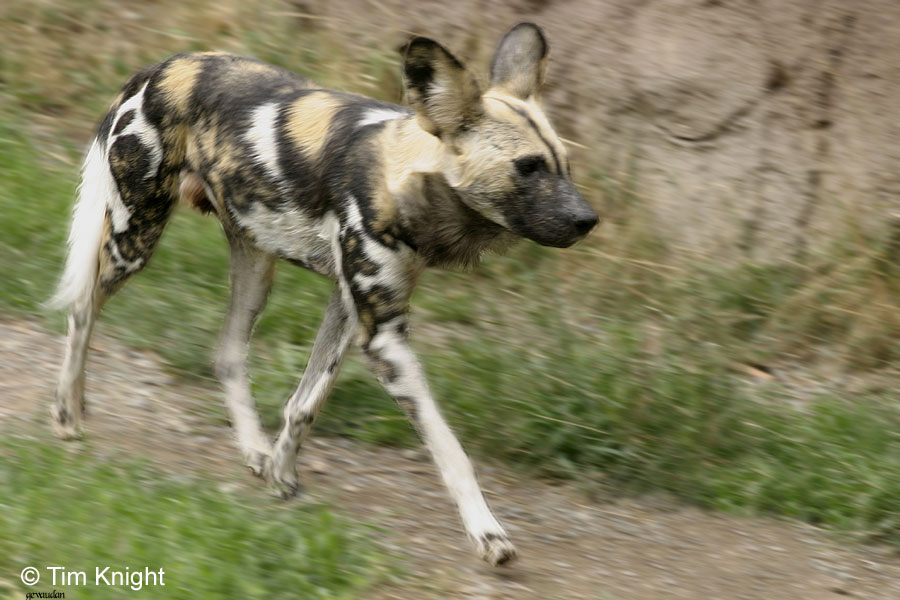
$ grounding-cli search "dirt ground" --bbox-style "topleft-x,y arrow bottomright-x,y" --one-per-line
1,318 -> 898,600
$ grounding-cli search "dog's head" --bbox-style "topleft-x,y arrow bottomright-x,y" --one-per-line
404,23 -> 598,248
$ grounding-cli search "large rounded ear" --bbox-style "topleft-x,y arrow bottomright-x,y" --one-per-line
403,37 -> 483,138
489,22 -> 549,99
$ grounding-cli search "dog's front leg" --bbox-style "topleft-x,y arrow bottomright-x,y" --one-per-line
270,287 -> 357,497
362,312 -> 517,566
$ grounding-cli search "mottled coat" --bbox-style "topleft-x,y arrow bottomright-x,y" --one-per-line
49,23 -> 598,566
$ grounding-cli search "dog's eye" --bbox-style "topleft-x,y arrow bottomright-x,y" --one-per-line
514,155 -> 548,177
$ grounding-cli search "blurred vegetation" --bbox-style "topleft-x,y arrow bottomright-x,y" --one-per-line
0,435 -> 390,598
0,0 -> 898,552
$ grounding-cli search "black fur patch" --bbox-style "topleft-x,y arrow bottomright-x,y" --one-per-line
396,174 -> 510,268
342,232 -> 380,277
108,134 -> 151,202
404,54 -> 436,101
112,110 -> 135,136
55,406 -> 71,425
96,111 -> 117,148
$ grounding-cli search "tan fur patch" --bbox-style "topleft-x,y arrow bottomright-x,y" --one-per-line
160,123 -> 190,168
214,141 -> 241,174
96,216 -> 118,305
109,91 -> 125,110
368,117 -> 457,230
157,59 -> 202,114
193,120 -> 221,166
368,188 -> 397,233
233,60 -> 273,75
483,91 -> 568,173
97,215 -> 112,276
205,170 -> 225,207
379,118 -> 451,190
284,92 -> 343,159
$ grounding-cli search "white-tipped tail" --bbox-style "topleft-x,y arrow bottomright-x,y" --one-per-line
46,139 -> 116,310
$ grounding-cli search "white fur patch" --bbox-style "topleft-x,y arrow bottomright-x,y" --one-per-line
343,195 -> 419,292
109,83 -> 163,184
46,138 -> 117,310
368,317 -> 424,395
343,196 -> 365,230
232,204 -> 334,277
323,213 -> 357,315
245,103 -> 284,184
357,108 -> 407,128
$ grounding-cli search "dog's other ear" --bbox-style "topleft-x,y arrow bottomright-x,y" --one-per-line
404,37 -> 483,138
489,22 -> 548,99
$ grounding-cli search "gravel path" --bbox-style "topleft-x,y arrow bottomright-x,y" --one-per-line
2,318 -> 898,599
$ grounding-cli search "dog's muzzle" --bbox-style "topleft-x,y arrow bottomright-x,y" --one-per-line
535,183 -> 600,248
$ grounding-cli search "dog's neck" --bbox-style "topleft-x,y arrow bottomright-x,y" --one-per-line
399,173 -> 513,268
378,116 -> 513,268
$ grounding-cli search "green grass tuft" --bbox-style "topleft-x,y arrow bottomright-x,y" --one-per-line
0,435 -> 389,599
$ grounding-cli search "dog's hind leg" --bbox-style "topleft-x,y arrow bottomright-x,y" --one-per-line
50,128 -> 175,438
214,237 -> 276,477
48,139 -> 111,439
50,292 -> 100,440
269,286 -> 357,497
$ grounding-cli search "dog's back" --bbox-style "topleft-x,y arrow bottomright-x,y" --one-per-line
52,52 -> 412,308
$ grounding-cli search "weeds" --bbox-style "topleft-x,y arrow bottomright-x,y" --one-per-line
0,436 -> 388,599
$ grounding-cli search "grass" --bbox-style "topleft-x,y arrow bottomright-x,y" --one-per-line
0,435 -> 389,599
1,0 -> 899,554
432,325 -> 900,543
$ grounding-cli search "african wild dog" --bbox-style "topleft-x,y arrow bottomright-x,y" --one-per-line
48,23 -> 598,565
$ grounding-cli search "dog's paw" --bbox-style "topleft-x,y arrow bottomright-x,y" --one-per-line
272,471 -> 300,500
244,449 -> 270,480
50,405 -> 83,441
268,449 -> 300,500
476,532 -> 518,567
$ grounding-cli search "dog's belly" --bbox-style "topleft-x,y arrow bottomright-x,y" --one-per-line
232,203 -> 337,278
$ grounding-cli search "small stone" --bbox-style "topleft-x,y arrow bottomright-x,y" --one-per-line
171,419 -> 192,433
127,395 -> 150,410
401,448 -> 427,461
308,458 -> 329,474
217,482 -> 240,494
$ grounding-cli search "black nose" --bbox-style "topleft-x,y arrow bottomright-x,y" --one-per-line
573,212 -> 600,236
